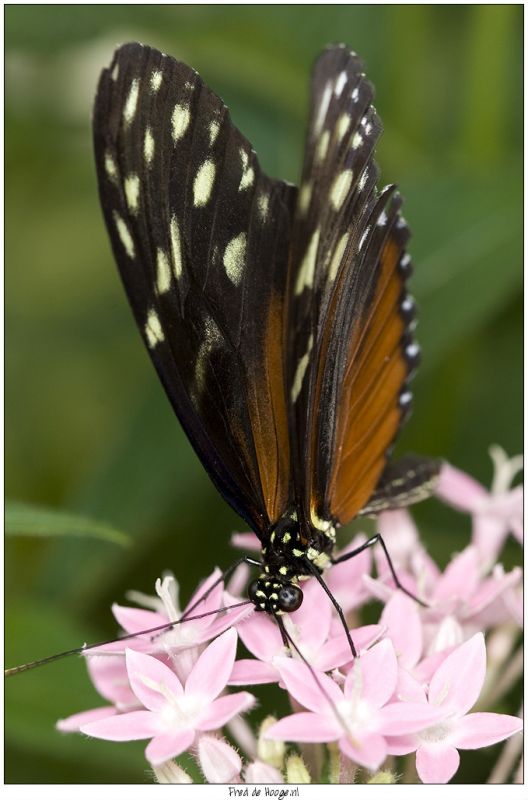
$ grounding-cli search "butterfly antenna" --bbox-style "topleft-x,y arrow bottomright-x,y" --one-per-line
275,614 -> 350,734
5,600 -> 252,677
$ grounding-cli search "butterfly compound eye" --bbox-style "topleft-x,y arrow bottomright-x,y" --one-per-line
278,584 -> 303,612
248,579 -> 261,604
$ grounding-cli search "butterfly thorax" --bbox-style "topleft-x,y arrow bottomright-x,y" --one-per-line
248,509 -> 336,615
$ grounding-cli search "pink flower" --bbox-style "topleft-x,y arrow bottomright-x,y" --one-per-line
386,633 -> 523,783
366,545 -> 521,652
265,639 -> 445,771
80,628 -> 255,766
436,448 -> 523,566
230,579 -> 382,685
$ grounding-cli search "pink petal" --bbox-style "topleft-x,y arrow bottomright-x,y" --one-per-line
328,535 -> 372,611
392,668 -> 427,704
290,579 -> 332,651
274,657 -> 343,713
345,639 -> 397,709
338,731 -> 387,771
245,761 -> 284,783
197,735 -> 242,783
451,712 -> 523,750
315,625 -> 383,672
203,601 -> 254,641
225,562 -> 251,597
57,705 -> 116,733
380,592 -> 423,668
185,628 -> 237,702
433,547 -> 479,604
428,633 -> 486,715
468,567 -> 521,617
183,570 -> 224,632
413,647 -> 455,684
265,712 -> 341,743
377,509 -> 419,572
145,729 -> 195,766
197,691 -> 255,730
416,743 -> 460,783
112,603 -> 165,635
229,658 -> 279,685
230,532 -> 261,552
125,648 -> 183,710
435,463 -> 487,512
81,709 -> 159,741
377,702 -> 447,735
237,611 -> 282,661
385,734 -> 418,756
87,654 -> 137,707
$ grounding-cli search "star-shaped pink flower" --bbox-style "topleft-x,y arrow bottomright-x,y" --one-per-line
80,628 -> 255,766
265,639 -> 445,771
386,633 -> 523,782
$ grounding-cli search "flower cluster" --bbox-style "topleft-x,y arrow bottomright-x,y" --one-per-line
58,448 -> 523,784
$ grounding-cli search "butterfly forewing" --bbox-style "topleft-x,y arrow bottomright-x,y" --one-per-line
93,43 -> 295,535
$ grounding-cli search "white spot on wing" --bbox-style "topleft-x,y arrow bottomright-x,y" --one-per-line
352,132 -> 363,150
156,249 -> 171,294
104,152 -> 117,181
314,81 -> 332,136
258,192 -> 269,220
239,149 -> 254,191
193,159 -> 216,207
298,182 -> 312,215
295,229 -> 320,295
358,169 -> 368,191
328,233 -> 349,282
223,233 -> 246,285
358,227 -> 370,252
195,317 -> 222,395
113,212 -> 135,258
150,70 -> 163,92
377,210 -> 388,227
209,120 -> 220,147
170,216 -> 183,279
334,71 -> 347,97
145,309 -> 164,347
400,253 -> 411,268
336,113 -> 351,143
172,103 -> 191,142
330,169 -> 353,210
123,79 -> 140,125
351,87 -> 359,102
291,334 -> 314,402
124,174 -> 140,214
144,127 -> 155,164
111,62 -> 119,82
315,130 -> 330,163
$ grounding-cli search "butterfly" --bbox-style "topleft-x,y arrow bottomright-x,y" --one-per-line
92,41 -> 441,632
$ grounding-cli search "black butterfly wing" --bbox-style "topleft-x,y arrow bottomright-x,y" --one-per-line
287,45 -> 439,530
93,43 -> 295,536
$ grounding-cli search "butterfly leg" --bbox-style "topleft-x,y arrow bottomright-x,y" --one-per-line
330,534 -> 428,607
303,561 -> 358,658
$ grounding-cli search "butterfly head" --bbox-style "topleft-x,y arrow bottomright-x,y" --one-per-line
248,575 -> 304,615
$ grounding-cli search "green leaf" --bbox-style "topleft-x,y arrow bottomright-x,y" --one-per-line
6,501 -> 130,547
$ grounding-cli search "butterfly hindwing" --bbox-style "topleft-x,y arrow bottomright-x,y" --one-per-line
93,43 -> 295,536
286,45 -> 437,529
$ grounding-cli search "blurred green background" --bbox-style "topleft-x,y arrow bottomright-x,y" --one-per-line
5,4 -> 522,785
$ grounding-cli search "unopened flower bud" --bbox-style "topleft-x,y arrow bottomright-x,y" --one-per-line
286,754 -> 311,784
258,716 -> 285,768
